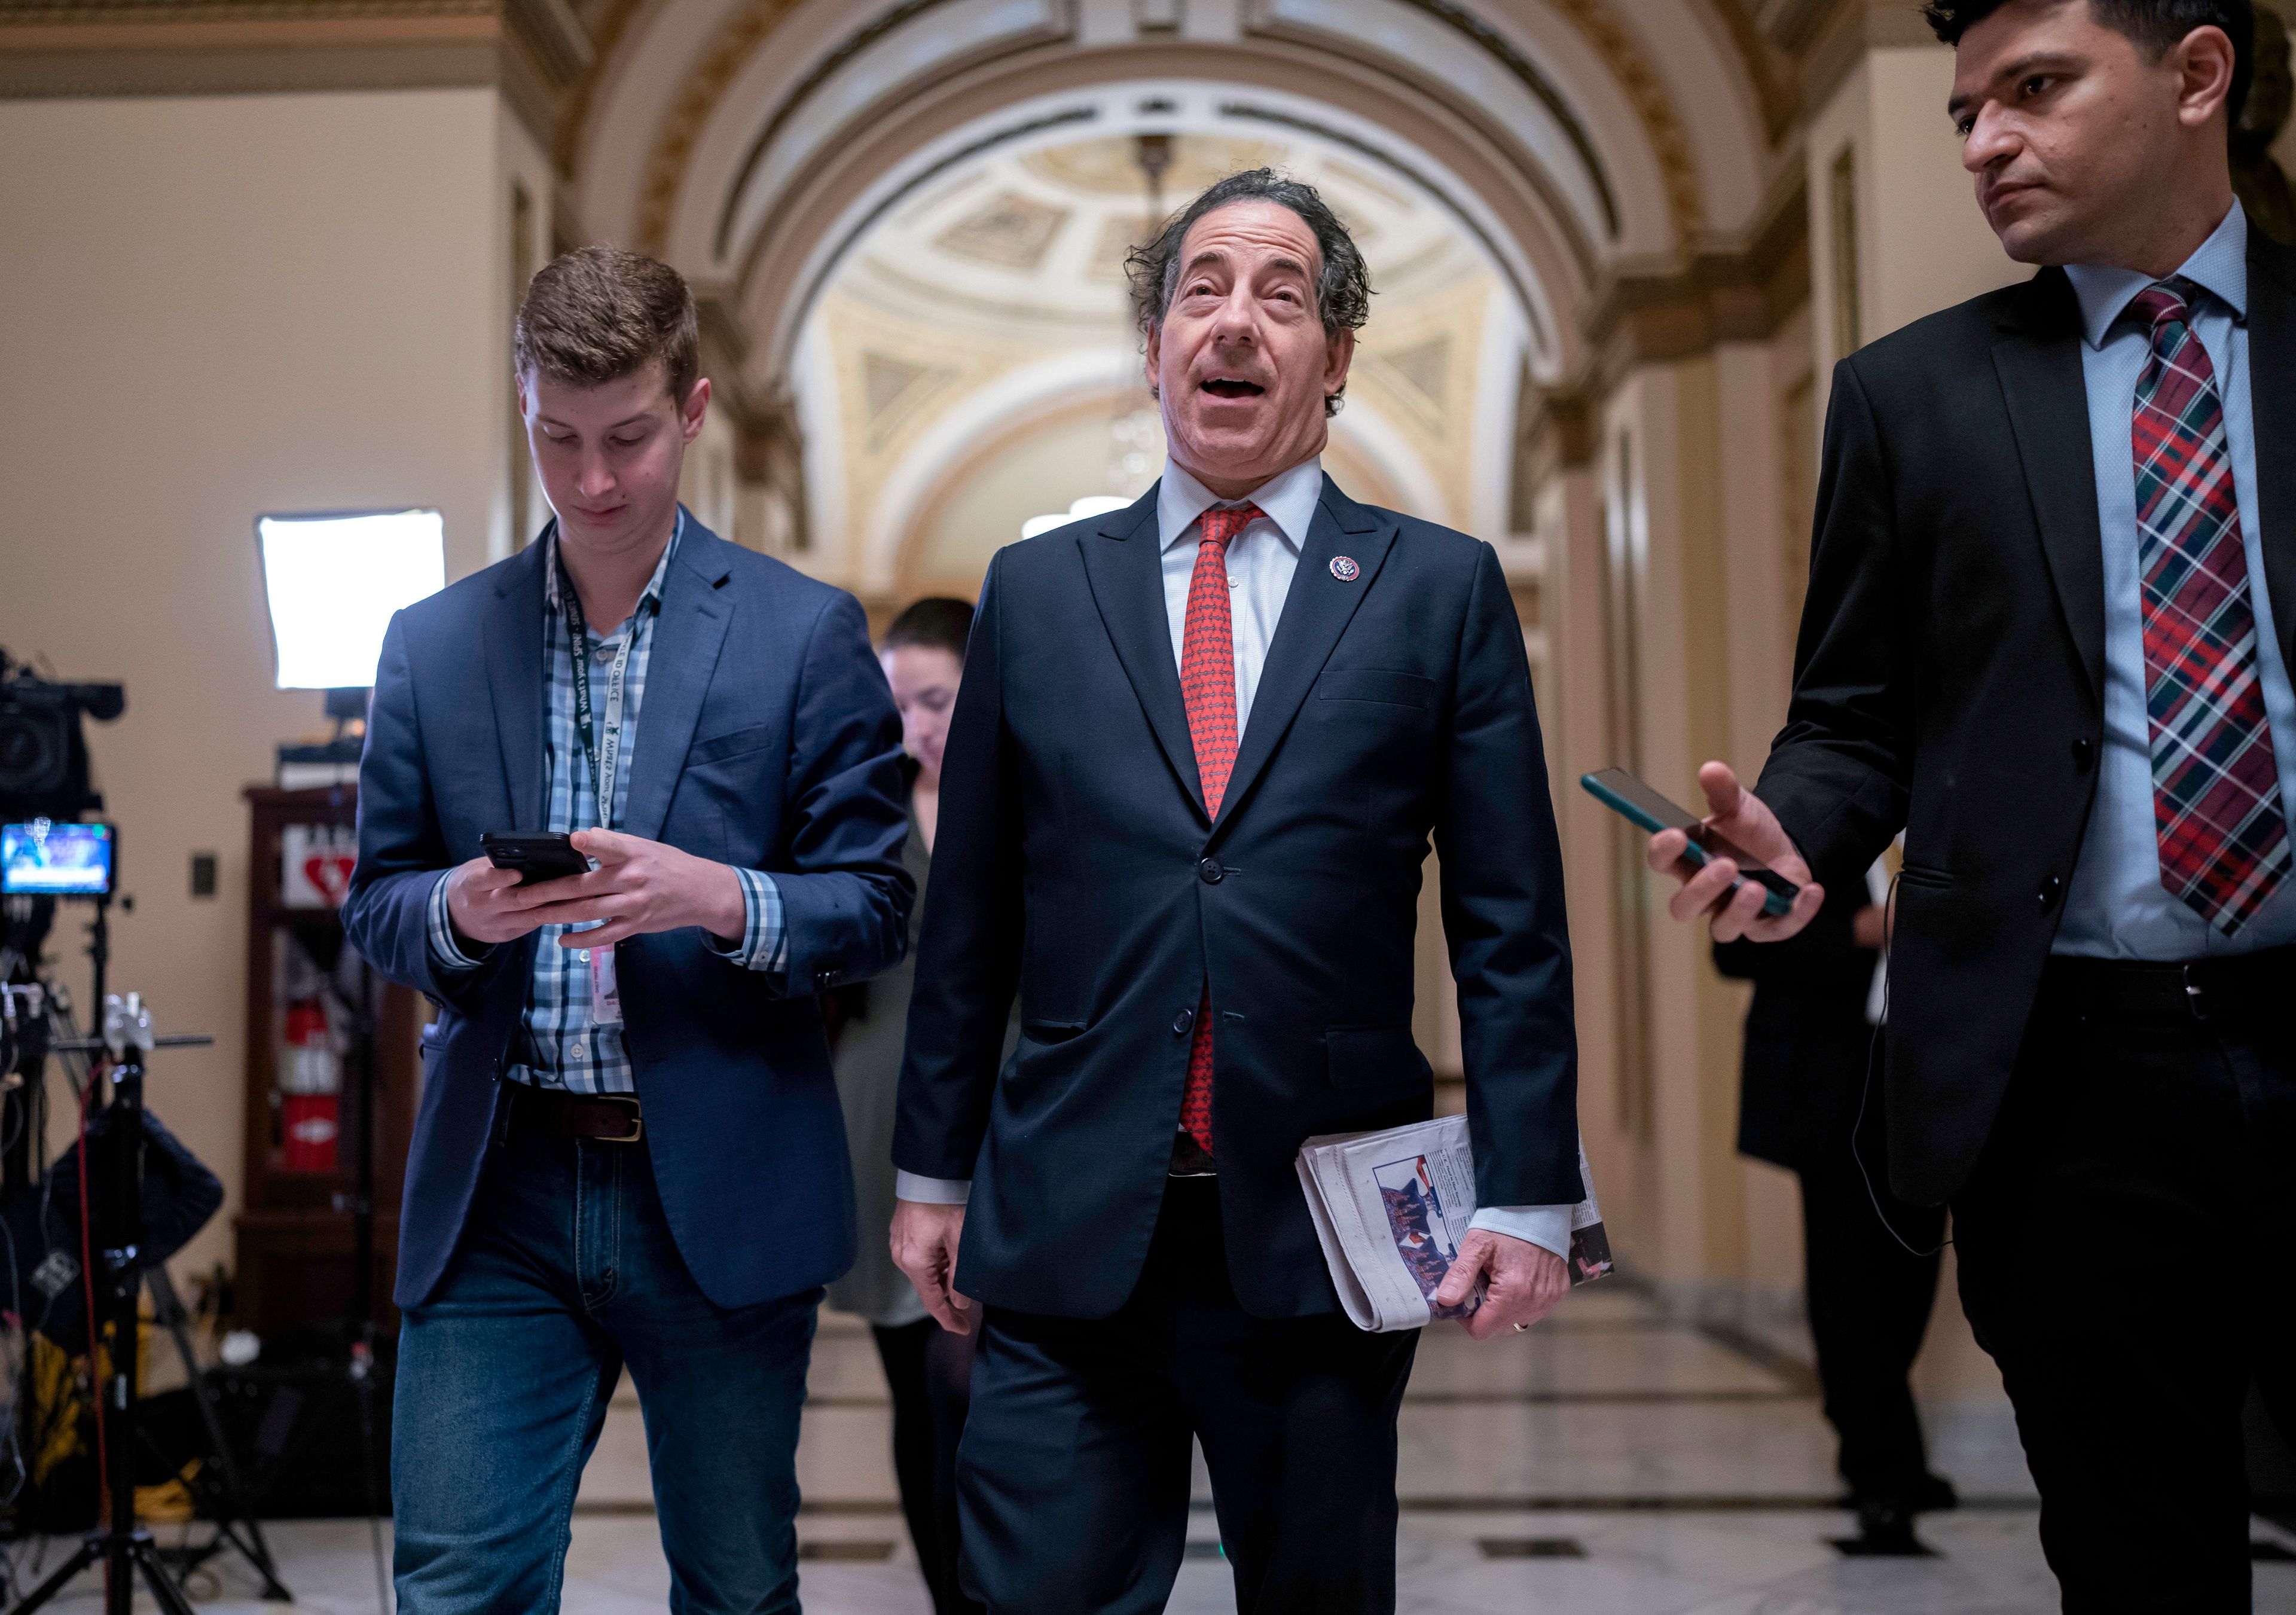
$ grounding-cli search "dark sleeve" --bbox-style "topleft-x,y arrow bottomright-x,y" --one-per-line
343,610 -> 493,1010
1754,358 -> 1916,887
1435,542 -> 1583,1208
892,551 -> 1024,1181
770,590 -> 915,994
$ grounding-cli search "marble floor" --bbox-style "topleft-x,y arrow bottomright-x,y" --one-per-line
12,1283 -> 2296,1612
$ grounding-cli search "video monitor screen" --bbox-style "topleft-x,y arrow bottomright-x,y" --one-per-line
1,820 -> 115,897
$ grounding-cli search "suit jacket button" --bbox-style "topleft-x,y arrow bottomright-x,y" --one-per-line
1198,858 -> 1223,885
1173,1007 -> 1195,1036
2038,874 -> 2063,910
2071,737 -> 2095,773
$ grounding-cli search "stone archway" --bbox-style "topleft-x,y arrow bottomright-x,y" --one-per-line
564,0 -> 1784,398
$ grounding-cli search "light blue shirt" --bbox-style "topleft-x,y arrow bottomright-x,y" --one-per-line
896,458 -> 1576,1263
2056,202 -> 2296,958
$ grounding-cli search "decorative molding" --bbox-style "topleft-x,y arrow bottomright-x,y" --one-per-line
1578,164 -> 1808,386
637,0 -> 1070,261
1541,0 -> 1705,241
1754,0 -> 1838,53
1273,0 -> 1621,239
609,0 -> 1720,294
1793,0 -> 1947,118
696,293 -> 811,544
634,0 -> 808,257
552,0 -> 646,178
1702,0 -> 1799,145
0,0 -> 491,21
506,0 -> 589,86
765,104 -> 1100,356
1519,383 -> 1598,485
710,0 -> 959,258
0,0 -> 588,136
930,189 -> 1070,271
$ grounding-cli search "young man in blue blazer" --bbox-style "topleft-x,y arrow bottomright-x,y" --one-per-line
344,245 -> 911,1613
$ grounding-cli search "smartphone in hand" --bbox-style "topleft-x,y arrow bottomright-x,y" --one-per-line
480,831 -> 590,886
1578,769 -> 1800,917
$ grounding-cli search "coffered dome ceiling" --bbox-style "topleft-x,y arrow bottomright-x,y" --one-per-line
795,129 -> 1522,598
842,132 -> 1477,329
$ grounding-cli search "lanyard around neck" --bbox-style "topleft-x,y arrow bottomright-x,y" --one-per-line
554,541 -> 642,831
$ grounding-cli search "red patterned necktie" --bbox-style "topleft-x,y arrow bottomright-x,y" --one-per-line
2130,279 -> 2289,933
1177,502 -> 1261,1155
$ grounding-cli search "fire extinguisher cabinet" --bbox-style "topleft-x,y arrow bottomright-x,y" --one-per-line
234,785 -> 417,1337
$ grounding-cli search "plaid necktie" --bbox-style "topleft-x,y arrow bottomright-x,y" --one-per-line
2130,278 -> 2289,934
1177,502 -> 1260,1155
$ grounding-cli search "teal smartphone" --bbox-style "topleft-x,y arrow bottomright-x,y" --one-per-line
1579,768 -> 1799,918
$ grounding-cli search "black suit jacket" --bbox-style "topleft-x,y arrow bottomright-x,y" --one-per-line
1757,231 -> 2296,1206
894,476 -> 1581,1320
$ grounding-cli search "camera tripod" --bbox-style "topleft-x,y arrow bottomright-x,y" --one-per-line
12,996 -> 215,1615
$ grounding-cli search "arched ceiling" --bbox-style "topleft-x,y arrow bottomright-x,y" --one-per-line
843,129 -> 1476,329
563,0 -> 1785,391
795,126 -> 1521,593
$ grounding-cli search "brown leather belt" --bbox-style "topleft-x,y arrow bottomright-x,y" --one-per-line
503,1085 -> 645,1144
2038,945 -> 2294,1024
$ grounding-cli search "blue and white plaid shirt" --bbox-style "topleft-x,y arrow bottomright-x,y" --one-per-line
426,511 -> 786,1093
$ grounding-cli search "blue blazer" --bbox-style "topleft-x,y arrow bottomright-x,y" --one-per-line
893,477 -> 1581,1320
344,515 -> 912,1310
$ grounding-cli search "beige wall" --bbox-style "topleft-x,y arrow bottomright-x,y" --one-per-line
1807,47 -> 2029,405
0,87 -> 532,1281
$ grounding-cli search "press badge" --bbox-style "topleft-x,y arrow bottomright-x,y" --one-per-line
589,941 -> 625,1027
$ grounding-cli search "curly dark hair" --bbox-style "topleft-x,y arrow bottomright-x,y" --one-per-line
1921,0 -> 2253,124
1123,168 -> 1372,419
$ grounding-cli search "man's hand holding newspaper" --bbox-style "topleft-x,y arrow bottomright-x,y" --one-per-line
1297,1116 -> 1613,1334
1433,1229 -> 1569,1339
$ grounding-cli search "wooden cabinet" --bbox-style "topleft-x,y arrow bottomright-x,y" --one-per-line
233,786 -> 417,1338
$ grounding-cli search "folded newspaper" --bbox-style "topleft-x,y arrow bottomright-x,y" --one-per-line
1297,1115 -> 1613,1333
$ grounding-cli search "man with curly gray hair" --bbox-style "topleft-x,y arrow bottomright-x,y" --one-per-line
891,167 -> 1581,1613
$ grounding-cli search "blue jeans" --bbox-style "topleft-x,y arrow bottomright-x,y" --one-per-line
392,1127 -> 819,1613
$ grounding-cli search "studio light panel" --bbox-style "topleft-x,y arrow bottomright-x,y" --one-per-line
258,509 -> 445,691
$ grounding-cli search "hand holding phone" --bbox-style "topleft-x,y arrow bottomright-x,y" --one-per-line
1580,764 -> 1824,942
481,831 -> 591,886
437,833 -> 594,952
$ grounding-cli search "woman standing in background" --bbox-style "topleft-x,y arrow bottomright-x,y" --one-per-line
827,597 -> 984,1615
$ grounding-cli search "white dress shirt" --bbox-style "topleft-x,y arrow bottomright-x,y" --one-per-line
899,456 -> 1576,1263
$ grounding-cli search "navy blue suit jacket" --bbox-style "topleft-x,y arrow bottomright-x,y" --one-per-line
893,477 -> 1581,1320
344,515 -> 912,1310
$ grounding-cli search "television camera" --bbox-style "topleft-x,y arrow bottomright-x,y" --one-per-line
0,651 -> 123,826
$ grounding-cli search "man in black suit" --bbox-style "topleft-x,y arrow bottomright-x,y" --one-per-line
890,169 -> 1582,1614
1714,887 -> 1955,1553
1648,1 -> 2295,1604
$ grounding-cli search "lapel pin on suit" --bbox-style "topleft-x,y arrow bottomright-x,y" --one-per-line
1329,555 -> 1360,581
